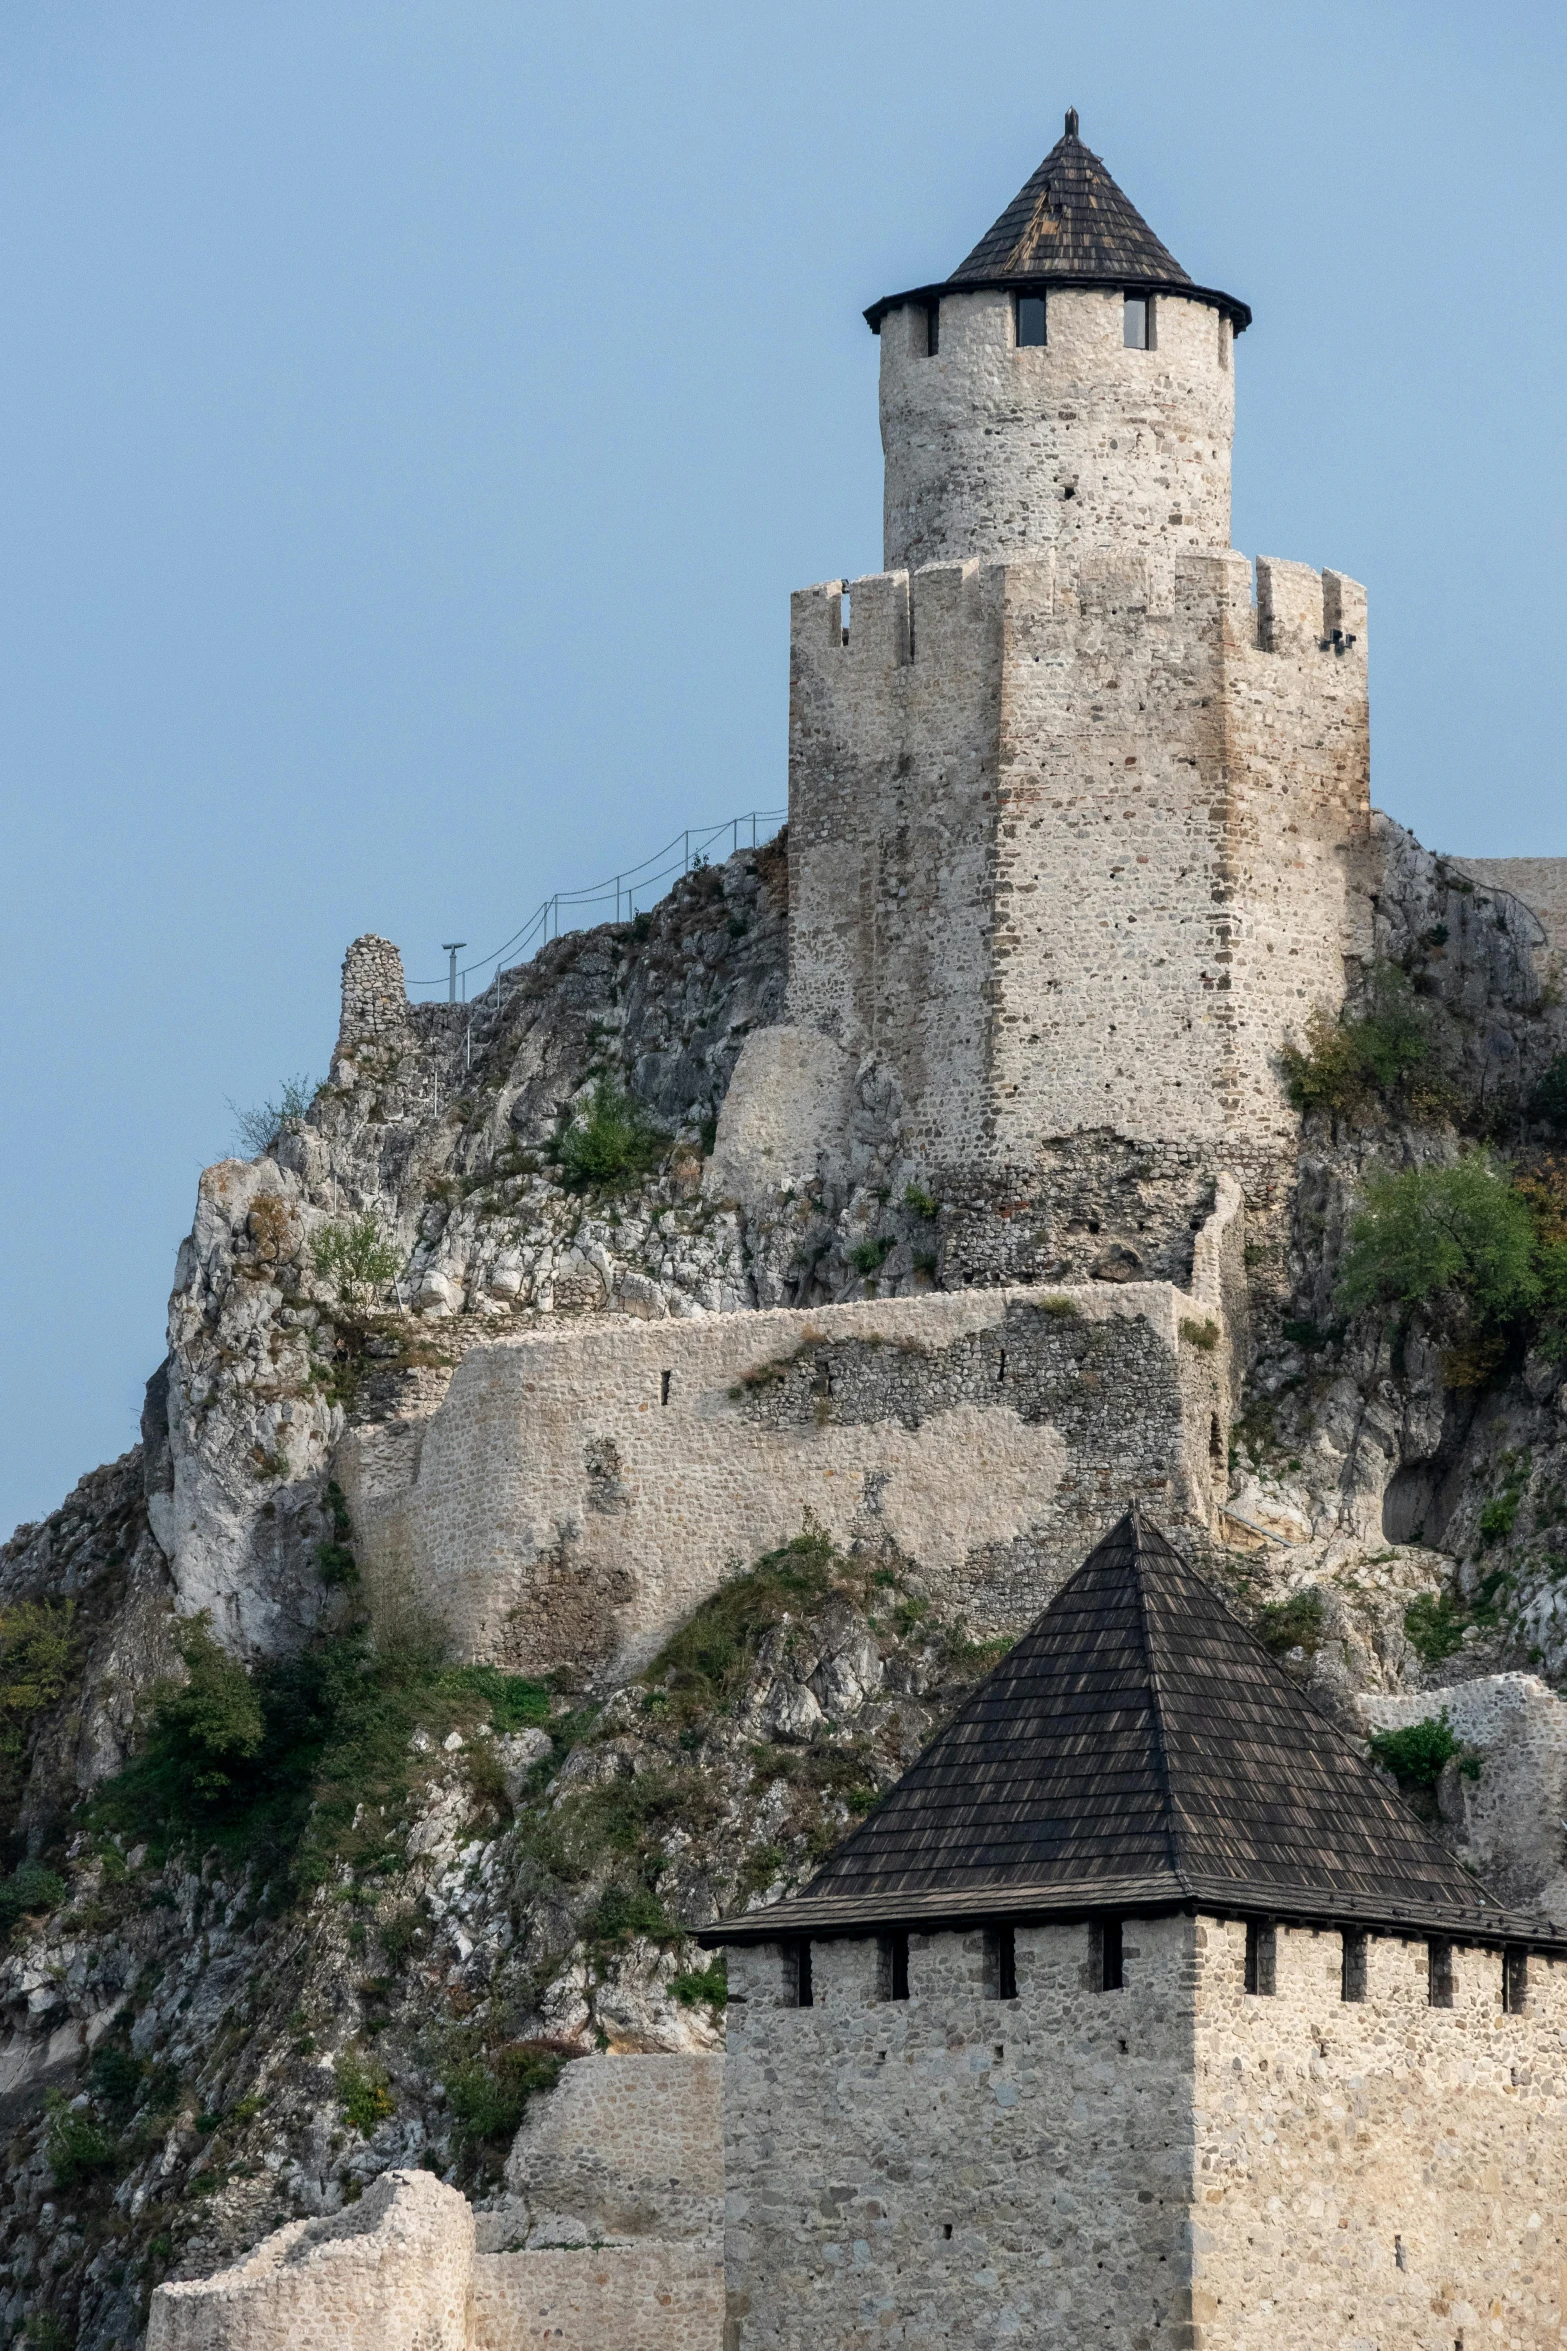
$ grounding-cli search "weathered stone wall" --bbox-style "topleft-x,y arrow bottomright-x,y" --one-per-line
1363,1674 -> 1567,1921
470,2241 -> 722,2351
1191,1915 -> 1567,2351
722,1915 -> 1567,2351
147,2168 -> 474,2351
878,286 -> 1234,574
493,2051 -> 723,2247
337,1239 -> 1236,1687
781,545 -> 1370,1219
722,1918 -> 1201,2351
1453,856 -> 1567,961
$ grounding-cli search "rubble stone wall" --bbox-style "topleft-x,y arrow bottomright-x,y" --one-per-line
783,544 -> 1370,1208
470,2243 -> 723,2351
501,2051 -> 724,2244
877,285 -> 1235,574
337,1234 -> 1238,1686
722,1914 -> 1567,2351
1192,1915 -> 1567,2351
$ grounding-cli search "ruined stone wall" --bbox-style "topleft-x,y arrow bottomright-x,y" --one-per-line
1191,1916 -> 1567,2351
336,1260 -> 1234,1688
781,545 -> 1369,1214
493,2051 -> 724,2247
147,2169 -> 474,2351
721,1917 -> 1201,2351
1453,857 -> 1567,961
878,286 -> 1234,574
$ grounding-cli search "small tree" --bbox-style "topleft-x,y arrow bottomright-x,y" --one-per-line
310,1213 -> 402,1308
229,1075 -> 319,1158
1337,1154 -> 1540,1321
556,1081 -> 666,1191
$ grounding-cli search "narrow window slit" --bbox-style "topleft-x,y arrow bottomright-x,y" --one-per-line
879,1930 -> 910,2002
660,1369 -> 672,1406
790,1938 -> 813,2008
1504,1945 -> 1529,2014
1244,1920 -> 1276,1996
986,1924 -> 1017,2001
1428,1938 -> 1454,2009
1341,1928 -> 1367,2003
1092,1917 -> 1124,1992
1016,294 -> 1046,347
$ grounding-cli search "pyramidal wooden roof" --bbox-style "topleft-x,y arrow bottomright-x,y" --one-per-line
704,1511 -> 1563,1949
864,114 -> 1250,333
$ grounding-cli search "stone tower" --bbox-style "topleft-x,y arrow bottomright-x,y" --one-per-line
716,118 -> 1372,1277
706,1512 -> 1567,2351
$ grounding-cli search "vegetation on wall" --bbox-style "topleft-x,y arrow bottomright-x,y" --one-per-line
1366,1710 -> 1480,1788
1281,963 -> 1447,1121
555,1081 -> 668,1192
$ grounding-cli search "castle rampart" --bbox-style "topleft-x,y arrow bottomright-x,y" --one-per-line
777,545 -> 1370,1197
337,1180 -> 1242,1685
721,1913 -> 1567,2351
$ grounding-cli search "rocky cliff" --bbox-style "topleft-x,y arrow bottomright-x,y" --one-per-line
5,814 -> 1567,2351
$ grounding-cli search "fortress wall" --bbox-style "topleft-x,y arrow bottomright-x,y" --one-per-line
784,546 -> 1369,1195
721,1917 -> 1201,2351
336,1273 -> 1230,1687
498,2052 -> 724,2246
723,1913 -> 1567,2351
470,2242 -> 723,2351
879,286 -> 1234,573
147,2169 -> 474,2351
1451,858 -> 1567,960
1191,1917 -> 1567,2351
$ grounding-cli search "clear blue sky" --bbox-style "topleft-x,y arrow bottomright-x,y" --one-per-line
3,1 -> 1563,1537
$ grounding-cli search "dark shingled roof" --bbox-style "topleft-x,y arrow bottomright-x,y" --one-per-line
701,1510 -> 1565,1950
864,112 -> 1250,334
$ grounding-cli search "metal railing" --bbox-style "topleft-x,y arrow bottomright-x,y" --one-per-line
407,808 -> 786,1002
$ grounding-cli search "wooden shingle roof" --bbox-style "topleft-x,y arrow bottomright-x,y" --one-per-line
702,1510 -> 1566,1950
864,113 -> 1250,333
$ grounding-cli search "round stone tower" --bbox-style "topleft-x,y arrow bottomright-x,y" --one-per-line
866,111 -> 1250,572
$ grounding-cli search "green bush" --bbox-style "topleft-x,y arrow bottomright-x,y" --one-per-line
1478,1490 -> 1522,1547
588,1882 -> 676,1950
1403,1592 -> 1471,1664
44,2091 -> 119,2191
151,1619 -> 266,1803
638,1532 -> 837,1729
1337,1154 -> 1540,1321
0,1862 -> 66,1936
668,1959 -> 728,2010
556,1082 -> 667,1191
1367,1710 -> 1479,1787
0,1600 -> 77,1814
445,2041 -> 572,2150
1253,1590 -> 1325,1657
230,1075 -> 319,1158
1532,1057 -> 1567,1135
902,1184 -> 939,1219
334,2049 -> 394,2137
310,1214 -> 402,1308
849,1237 -> 894,1275
1281,963 -> 1438,1120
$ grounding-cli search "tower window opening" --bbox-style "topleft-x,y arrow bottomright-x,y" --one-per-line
1092,1917 -> 1124,1992
1428,1937 -> 1454,2010
880,1930 -> 910,2001
1016,294 -> 1047,347
1504,1945 -> 1529,2014
1341,1928 -> 1367,2003
660,1369 -> 672,1407
789,1938 -> 814,2008
1244,1920 -> 1276,1996
924,300 -> 941,357
986,1924 -> 1017,2001
1123,294 -> 1153,350
840,586 -> 851,647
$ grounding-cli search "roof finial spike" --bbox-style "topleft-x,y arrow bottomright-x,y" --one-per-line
1065,106 -> 1079,137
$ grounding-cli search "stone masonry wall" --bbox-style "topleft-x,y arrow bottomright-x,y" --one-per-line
147,2168 -> 474,2351
723,1915 -> 1567,2351
470,2242 -> 723,2351
878,286 -> 1234,574
782,546 -> 1369,1219
489,2051 -> 724,2247
722,1917 -> 1201,2351
336,1236 -> 1236,1688
1191,1916 -> 1567,2351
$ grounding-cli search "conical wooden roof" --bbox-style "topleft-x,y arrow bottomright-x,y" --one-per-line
704,1511 -> 1562,1948
949,115 -> 1190,291
864,114 -> 1250,333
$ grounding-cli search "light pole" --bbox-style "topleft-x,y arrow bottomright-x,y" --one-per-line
442,944 -> 466,1004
